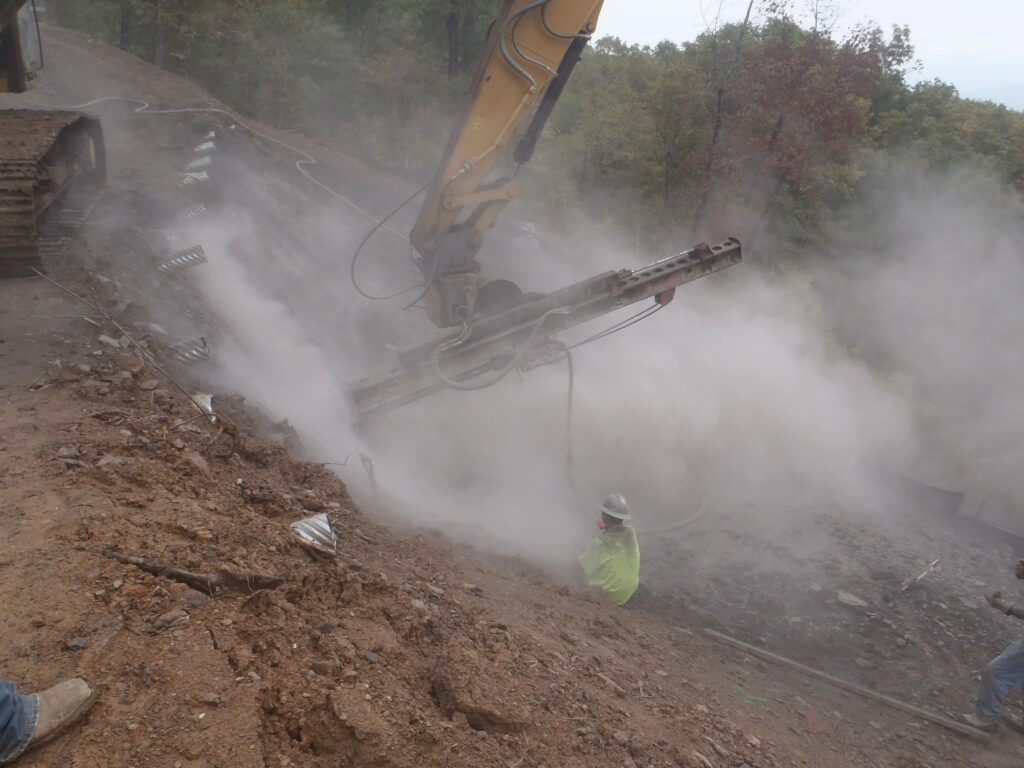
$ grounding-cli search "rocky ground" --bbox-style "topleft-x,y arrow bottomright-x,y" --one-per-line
1,272 -> 840,768
2,24 -> 1024,768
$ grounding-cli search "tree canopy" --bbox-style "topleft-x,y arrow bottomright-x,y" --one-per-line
49,0 -> 1024,261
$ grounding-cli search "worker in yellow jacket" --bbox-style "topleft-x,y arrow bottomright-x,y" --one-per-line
578,494 -> 640,606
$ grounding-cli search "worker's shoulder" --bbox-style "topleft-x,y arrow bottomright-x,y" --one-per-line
610,525 -> 639,545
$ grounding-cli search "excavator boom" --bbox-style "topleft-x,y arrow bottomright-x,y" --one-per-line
411,0 -> 604,328
347,1 -> 743,423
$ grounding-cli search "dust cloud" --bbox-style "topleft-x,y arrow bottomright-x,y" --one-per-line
817,158 -> 1024,530
186,209 -> 354,460
172,148 -> 1023,576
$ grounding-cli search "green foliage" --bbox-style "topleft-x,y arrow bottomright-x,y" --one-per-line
47,0 -> 1024,260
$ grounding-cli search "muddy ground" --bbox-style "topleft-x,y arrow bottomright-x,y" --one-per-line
1,24 -> 1024,768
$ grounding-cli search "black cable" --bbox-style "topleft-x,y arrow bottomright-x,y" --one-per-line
555,341 -> 575,467
400,255 -> 440,311
511,3 -> 558,79
554,305 -> 665,520
541,3 -> 592,40
349,179 -> 432,301
640,498 -> 708,535
445,302 -> 664,397
527,339 -> 575,467
568,303 -> 663,350
573,306 -> 657,346
588,304 -> 663,342
434,308 -> 569,391
498,0 -> 551,88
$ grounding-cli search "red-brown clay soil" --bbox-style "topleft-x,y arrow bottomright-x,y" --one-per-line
2,24 -> 1024,768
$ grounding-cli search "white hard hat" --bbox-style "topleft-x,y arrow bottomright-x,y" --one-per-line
521,222 -> 536,235
600,493 -> 632,520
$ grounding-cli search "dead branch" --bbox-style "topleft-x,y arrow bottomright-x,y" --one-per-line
106,551 -> 284,596
595,671 -> 627,695
899,557 -> 942,594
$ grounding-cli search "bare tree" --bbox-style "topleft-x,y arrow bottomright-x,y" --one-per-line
802,0 -> 852,36
692,0 -> 755,235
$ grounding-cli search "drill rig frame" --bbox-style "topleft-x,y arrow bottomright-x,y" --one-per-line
348,237 -> 741,419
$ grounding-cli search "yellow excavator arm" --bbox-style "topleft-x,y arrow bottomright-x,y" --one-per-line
347,1 -> 743,422
411,0 -> 605,328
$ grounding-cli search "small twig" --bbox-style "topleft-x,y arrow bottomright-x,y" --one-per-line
931,617 -> 958,645
240,588 -> 276,603
322,452 -> 379,495
595,671 -> 627,695
174,412 -> 213,430
30,313 -> 104,319
319,450 -> 364,468
86,409 -> 131,422
205,421 -> 227,448
899,558 -> 941,594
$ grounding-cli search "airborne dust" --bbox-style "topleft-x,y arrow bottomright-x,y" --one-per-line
170,145 -> 1023,583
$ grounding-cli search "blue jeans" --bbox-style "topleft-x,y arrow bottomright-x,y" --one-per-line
975,637 -> 1024,721
0,680 -> 38,766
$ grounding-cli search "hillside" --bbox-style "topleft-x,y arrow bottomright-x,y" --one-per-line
1,25 -> 1023,768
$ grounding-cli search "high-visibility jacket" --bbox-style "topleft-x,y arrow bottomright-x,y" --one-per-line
578,525 -> 640,606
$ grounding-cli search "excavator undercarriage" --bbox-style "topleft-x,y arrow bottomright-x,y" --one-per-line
0,110 -> 106,277
1,2 -> 107,278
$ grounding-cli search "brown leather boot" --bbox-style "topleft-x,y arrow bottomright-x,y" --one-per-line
24,678 -> 95,754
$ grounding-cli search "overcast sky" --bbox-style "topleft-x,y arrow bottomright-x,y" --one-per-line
598,1 -> 1024,110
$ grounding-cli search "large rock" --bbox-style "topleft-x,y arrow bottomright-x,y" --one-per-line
430,637 -> 530,734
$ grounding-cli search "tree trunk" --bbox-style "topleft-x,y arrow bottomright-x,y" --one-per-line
461,6 -> 479,75
118,0 -> 132,51
691,1 -> 753,236
691,87 -> 724,235
446,6 -> 460,81
152,1 -> 165,68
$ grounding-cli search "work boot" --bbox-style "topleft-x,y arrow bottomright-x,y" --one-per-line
1000,709 -> 1024,733
25,678 -> 95,753
962,712 -> 998,732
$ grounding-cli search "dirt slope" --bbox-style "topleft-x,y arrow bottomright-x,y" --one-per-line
1,23 -> 1023,768
1,274 -> 811,768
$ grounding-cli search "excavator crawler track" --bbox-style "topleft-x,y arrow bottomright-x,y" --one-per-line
0,109 -> 105,277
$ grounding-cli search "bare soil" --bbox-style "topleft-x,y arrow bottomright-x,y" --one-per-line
1,24 -> 1023,768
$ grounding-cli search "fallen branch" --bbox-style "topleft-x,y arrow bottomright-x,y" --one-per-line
899,558 -> 942,594
106,551 -> 283,596
704,628 -> 989,742
595,671 -> 627,695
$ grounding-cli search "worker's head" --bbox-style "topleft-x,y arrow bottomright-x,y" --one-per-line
1016,559 -> 1024,580
598,493 -> 631,529
521,222 -> 536,237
